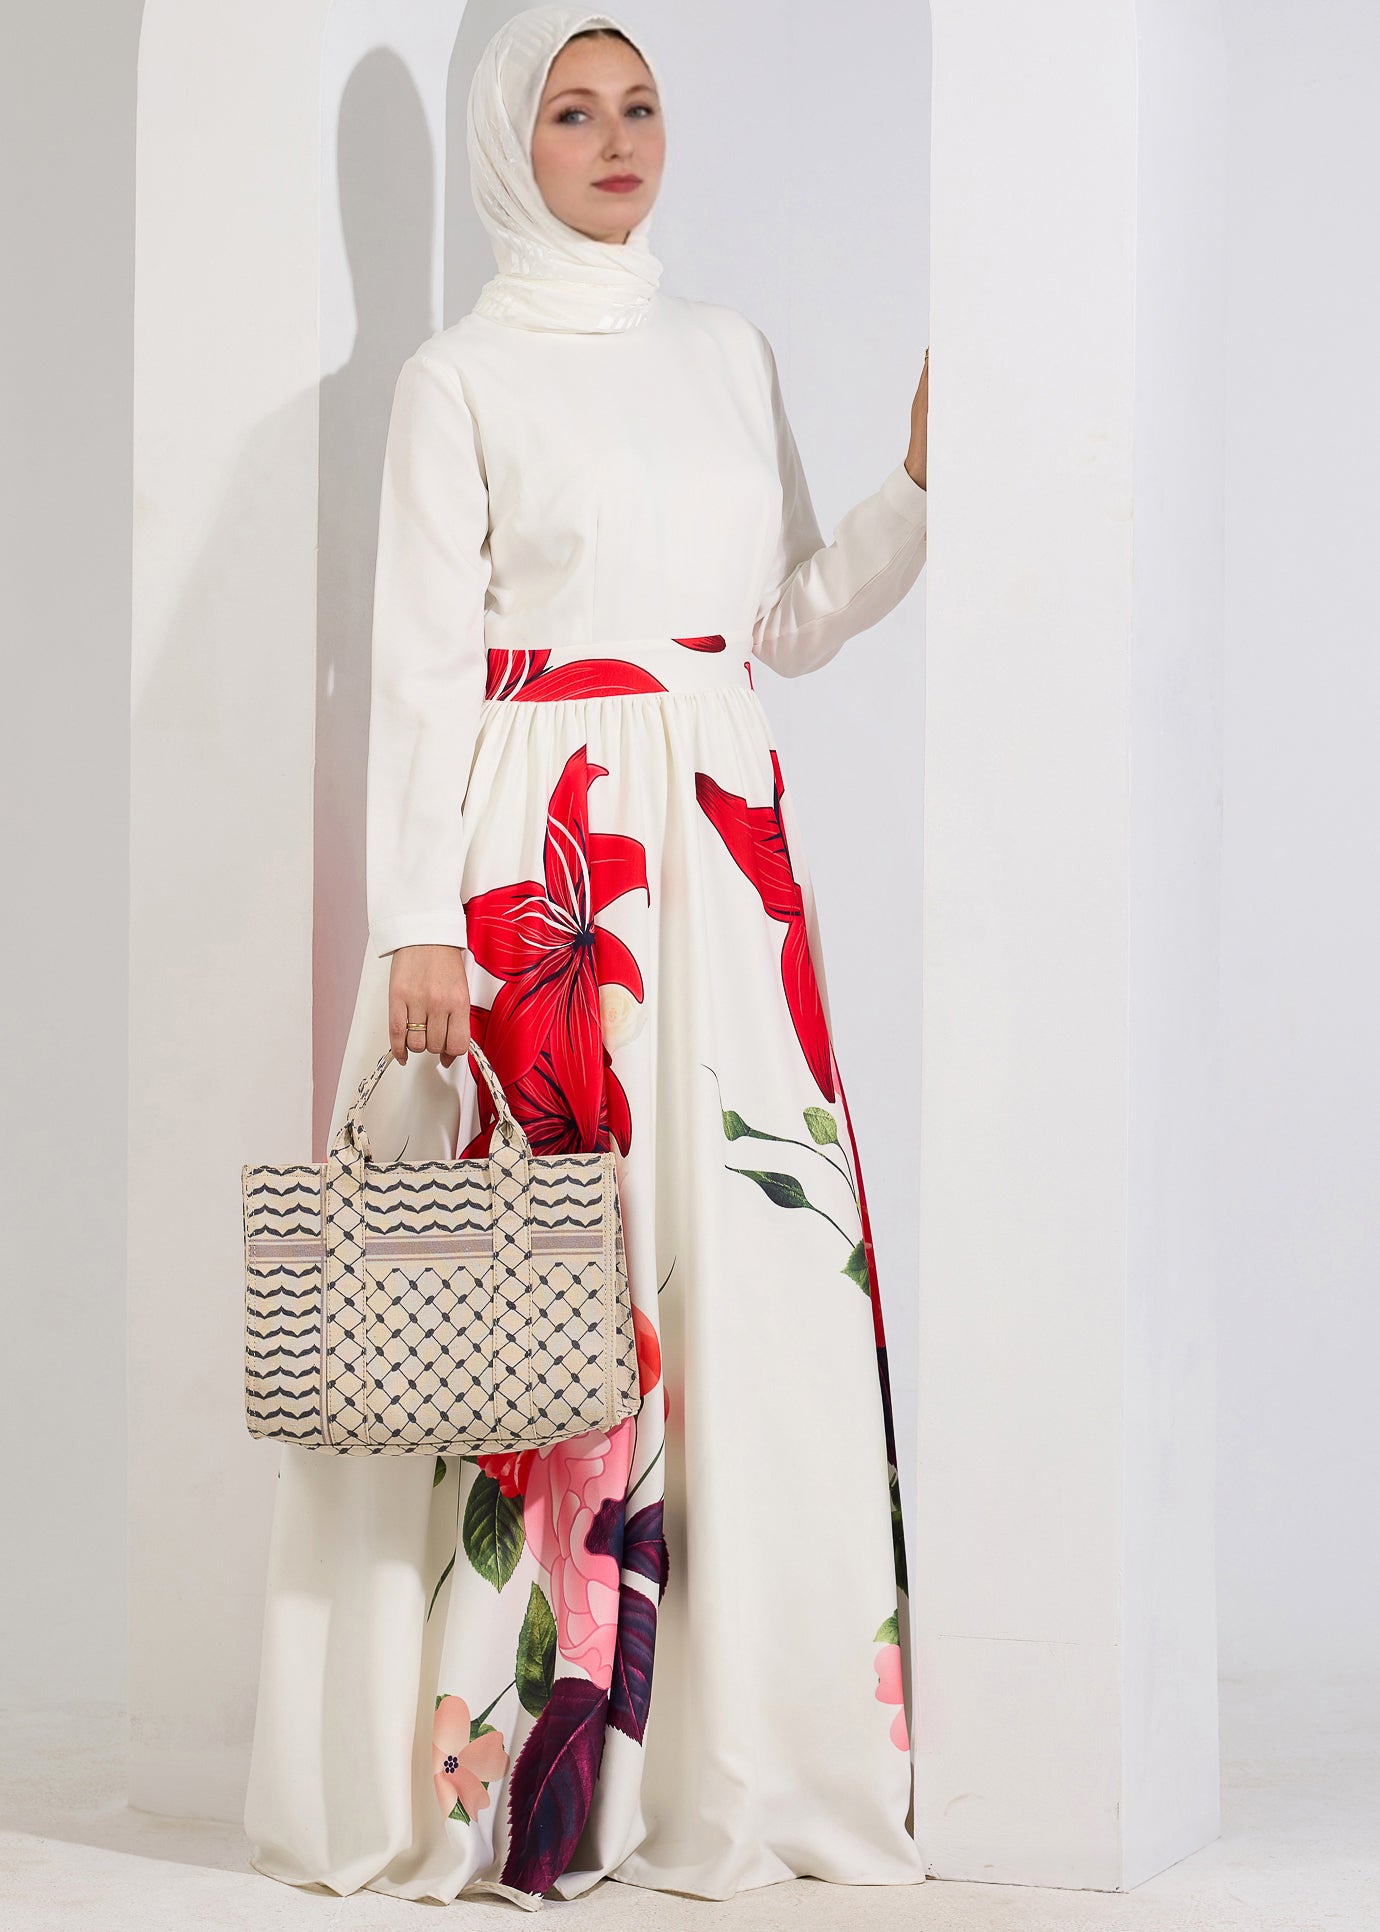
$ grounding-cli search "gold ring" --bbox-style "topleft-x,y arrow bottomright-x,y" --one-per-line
405,1020 -> 427,1032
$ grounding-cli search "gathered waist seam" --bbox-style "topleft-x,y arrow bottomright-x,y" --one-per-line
483,635 -> 757,702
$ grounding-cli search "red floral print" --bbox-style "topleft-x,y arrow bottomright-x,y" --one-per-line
671,634 -> 726,652
462,747 -> 649,1149
460,1010 -> 632,1158
486,649 -> 668,701
632,1303 -> 661,1395
472,1446 -> 537,1499
695,748 -> 835,1098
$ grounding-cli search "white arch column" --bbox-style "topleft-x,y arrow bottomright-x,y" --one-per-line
915,0 -> 1225,1888
130,0 -> 336,1815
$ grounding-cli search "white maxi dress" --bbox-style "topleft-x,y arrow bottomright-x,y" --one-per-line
243,288 -> 929,1909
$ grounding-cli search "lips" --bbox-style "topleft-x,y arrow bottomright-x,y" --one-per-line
594,175 -> 641,192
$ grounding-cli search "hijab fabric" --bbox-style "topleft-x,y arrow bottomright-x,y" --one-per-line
466,4 -> 666,333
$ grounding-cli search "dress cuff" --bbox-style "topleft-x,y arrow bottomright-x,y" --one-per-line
881,459 -> 928,525
370,910 -> 468,959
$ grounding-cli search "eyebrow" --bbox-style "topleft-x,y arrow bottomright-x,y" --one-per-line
544,82 -> 656,103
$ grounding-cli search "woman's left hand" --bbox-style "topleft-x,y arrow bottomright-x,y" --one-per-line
905,347 -> 928,491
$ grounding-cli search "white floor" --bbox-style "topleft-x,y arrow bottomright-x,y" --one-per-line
1,1671 -> 1374,1930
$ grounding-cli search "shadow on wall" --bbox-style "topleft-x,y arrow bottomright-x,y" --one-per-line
445,0 -> 514,326
313,48 -> 433,1157
311,3 -> 515,1156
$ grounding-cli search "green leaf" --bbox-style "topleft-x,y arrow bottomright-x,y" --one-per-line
427,1549 -> 456,1623
462,1472 -> 526,1591
433,1456 -> 448,1487
515,1581 -> 558,1717
874,1611 -> 900,1646
842,1240 -> 872,1292
721,1109 -> 802,1148
726,1166 -> 814,1211
803,1106 -> 839,1145
448,1795 -> 471,1823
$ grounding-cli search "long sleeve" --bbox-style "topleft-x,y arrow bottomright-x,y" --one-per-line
365,350 -> 492,960
750,330 -> 927,678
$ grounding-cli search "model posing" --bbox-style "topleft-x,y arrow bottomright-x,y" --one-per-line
244,3 -> 930,1910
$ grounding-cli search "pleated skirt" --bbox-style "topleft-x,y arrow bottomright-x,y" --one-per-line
242,631 -> 925,1909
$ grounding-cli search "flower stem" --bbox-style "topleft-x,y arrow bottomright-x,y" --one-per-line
626,1435 -> 665,1505
805,1202 -> 854,1245
472,1678 -> 517,1728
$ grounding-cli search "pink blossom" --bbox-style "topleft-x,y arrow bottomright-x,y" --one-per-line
522,1417 -> 636,1685
433,1695 -> 508,1820
873,1642 -> 909,1752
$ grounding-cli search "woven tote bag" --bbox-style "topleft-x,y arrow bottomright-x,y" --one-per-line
242,1041 -> 641,1456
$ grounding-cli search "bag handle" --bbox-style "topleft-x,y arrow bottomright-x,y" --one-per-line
330,1039 -> 532,1163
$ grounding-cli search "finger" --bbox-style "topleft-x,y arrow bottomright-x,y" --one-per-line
403,1011 -> 429,1063
388,985 -> 412,1063
427,1007 -> 448,1057
440,1003 -> 471,1069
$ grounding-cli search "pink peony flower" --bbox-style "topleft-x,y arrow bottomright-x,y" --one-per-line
522,1417 -> 636,1685
873,1642 -> 909,1752
433,1695 -> 508,1820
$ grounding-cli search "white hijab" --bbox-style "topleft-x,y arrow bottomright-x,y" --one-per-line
466,4 -> 666,333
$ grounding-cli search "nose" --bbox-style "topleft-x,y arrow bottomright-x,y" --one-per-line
601,114 -> 633,161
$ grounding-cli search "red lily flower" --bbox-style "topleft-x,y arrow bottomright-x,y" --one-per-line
462,747 -> 648,1148
694,748 -> 835,1099
486,649 -> 667,701
486,648 -> 553,699
460,1007 -> 633,1158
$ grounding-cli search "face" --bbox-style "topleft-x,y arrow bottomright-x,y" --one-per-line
529,32 -> 664,244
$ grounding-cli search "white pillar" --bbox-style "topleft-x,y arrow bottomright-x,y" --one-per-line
129,0 -> 334,1816
914,0 -> 1225,1888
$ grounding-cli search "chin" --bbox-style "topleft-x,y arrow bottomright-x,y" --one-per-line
584,195 -> 651,235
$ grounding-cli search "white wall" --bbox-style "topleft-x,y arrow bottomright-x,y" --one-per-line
0,0 -> 145,1705
129,1 -> 340,1812
1217,0 -> 1380,1675
1125,0 -> 1227,1868
916,0 -> 1224,1881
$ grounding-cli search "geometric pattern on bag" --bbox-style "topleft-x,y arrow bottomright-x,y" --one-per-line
242,1040 -> 641,1456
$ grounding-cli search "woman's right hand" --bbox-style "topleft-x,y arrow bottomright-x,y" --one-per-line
388,944 -> 471,1068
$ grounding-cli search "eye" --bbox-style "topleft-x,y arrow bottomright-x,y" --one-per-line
556,107 -> 588,124
628,103 -> 656,119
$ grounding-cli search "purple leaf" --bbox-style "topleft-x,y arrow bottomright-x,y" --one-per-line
500,1675 -> 609,1895
609,1584 -> 657,1744
583,1494 -> 624,1565
624,1500 -> 669,1599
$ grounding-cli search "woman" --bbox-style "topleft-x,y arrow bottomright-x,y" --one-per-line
244,4 -> 930,1910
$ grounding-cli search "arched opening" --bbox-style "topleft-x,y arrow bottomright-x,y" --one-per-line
131,0 -> 1222,1891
